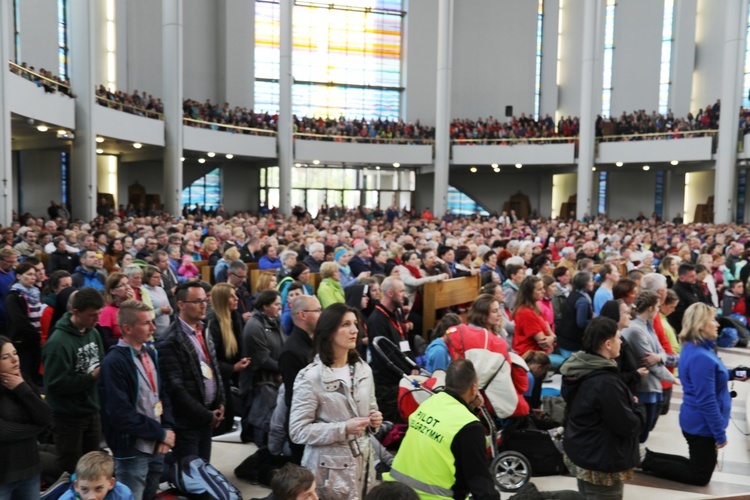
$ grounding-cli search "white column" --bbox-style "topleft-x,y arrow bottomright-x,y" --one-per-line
277,0 -> 293,215
162,0 -> 183,217
539,0 -> 560,119
575,0 -> 598,220
669,0 -> 697,117
69,0 -> 97,221
218,0 -> 254,109
432,0 -> 453,216
0,0 -> 12,225
715,0 -> 747,224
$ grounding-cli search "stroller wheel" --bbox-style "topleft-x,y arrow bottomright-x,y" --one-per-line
491,450 -> 532,492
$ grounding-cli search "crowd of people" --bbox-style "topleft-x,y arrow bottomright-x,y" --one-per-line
9,62 -> 75,98
2,201 -> 750,499
95,85 -> 164,119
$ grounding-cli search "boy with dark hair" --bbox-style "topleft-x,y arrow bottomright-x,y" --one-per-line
271,463 -> 317,500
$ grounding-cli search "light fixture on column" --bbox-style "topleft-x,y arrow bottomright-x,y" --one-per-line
133,142 -> 142,149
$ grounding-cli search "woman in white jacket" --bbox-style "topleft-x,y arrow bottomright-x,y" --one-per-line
289,303 -> 383,500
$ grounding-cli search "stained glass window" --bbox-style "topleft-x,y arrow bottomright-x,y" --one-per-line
182,168 -> 222,210
597,171 -> 607,215
655,170 -> 665,220
13,0 -> 20,63
61,152 -> 69,207
254,0 -> 404,119
658,0 -> 674,115
744,3 -> 750,108
601,0 -> 616,118
447,186 -> 489,216
58,0 -> 68,79
738,170 -> 746,224
534,0 -> 544,120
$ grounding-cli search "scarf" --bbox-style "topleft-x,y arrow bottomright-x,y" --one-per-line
11,282 -> 40,306
402,264 -> 423,279
338,264 -> 352,277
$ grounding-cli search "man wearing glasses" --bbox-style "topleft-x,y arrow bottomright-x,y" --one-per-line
157,282 -> 225,462
0,247 -> 18,329
227,260 -> 253,324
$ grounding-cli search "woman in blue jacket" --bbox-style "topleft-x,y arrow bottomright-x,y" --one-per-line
640,302 -> 739,486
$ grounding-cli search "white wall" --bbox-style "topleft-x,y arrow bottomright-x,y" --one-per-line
184,127 -> 276,158
183,0 -> 219,102
94,106 -> 165,146
670,0 -> 697,117
17,0 -> 59,73
8,74 -> 76,129
17,149 -> 63,217
610,0 -> 663,115
402,0 -> 438,124
691,0 -> 725,111
551,172 -> 576,219
684,169 -> 715,223
451,0 -> 537,120
556,0 -> 584,119
665,170 -> 686,220
452,143 -> 576,166
597,136 -> 713,164
124,0 -> 163,96
294,140 -> 432,166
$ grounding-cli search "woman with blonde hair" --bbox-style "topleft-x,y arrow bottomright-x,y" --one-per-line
215,246 -> 241,283
658,255 -> 679,289
201,236 -> 220,263
317,262 -> 345,308
256,272 -> 278,294
641,302 -> 742,486
208,283 -> 251,435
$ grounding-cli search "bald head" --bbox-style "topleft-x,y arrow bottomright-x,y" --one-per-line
291,295 -> 321,335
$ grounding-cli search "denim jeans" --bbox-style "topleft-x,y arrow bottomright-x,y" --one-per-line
0,473 -> 40,500
115,451 -> 165,500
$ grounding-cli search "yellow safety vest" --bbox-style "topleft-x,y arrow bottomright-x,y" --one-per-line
386,391 -> 479,500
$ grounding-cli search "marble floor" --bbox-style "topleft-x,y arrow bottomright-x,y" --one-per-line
208,345 -> 750,500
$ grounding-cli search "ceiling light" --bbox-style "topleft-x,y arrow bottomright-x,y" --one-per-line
37,125 -> 48,132
312,160 -> 320,165
198,158 -> 206,164
181,157 -> 185,162
643,165 -> 650,171
515,163 -> 522,169
57,129 -> 67,135
494,168 -> 501,173
133,142 -> 142,149
670,160 -> 679,165
96,136 -> 105,143
615,162 -> 623,167
225,154 -> 234,159
96,148 -> 104,154
592,167 -> 597,171
491,163 -> 498,168
393,162 -> 400,168
207,152 -> 215,157
295,163 -> 301,167
470,167 -> 477,173
375,166 -> 381,170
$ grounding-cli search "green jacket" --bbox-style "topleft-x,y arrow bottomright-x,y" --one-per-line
42,312 -> 105,415
317,277 -> 345,309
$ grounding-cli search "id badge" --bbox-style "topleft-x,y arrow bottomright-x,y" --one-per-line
399,340 -> 411,352
200,360 -> 214,379
154,401 -> 163,417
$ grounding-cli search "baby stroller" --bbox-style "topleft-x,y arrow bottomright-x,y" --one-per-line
372,336 -> 562,492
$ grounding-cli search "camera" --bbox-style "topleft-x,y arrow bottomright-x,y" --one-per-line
733,366 -> 749,379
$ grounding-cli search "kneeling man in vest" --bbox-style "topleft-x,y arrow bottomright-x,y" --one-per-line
387,359 -> 499,500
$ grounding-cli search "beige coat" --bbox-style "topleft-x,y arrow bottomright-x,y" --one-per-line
289,356 -> 378,500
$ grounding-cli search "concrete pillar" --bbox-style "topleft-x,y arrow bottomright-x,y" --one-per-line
277,0 -> 293,215
669,0 -> 697,117
0,0 -> 12,225
714,0 -> 747,224
162,0 -> 183,216
218,0 -> 254,109
432,0 -> 453,216
575,0 -> 598,220
539,0 -> 560,119
69,0 -> 97,221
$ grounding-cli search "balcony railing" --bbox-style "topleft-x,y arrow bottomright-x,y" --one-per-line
183,117 -> 277,136
294,131 -> 433,144
8,61 -> 74,97
95,95 -> 164,120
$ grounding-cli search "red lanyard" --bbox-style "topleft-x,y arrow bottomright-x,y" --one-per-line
376,305 -> 405,340
195,326 -> 211,362
140,352 -> 157,394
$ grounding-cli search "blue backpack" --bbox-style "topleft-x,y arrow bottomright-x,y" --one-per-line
718,327 -> 739,348
170,455 -> 243,500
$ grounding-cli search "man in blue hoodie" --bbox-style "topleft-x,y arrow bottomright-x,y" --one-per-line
100,300 -> 175,500
72,250 -> 106,291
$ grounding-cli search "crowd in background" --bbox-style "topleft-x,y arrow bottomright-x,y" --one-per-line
9,62 -> 75,97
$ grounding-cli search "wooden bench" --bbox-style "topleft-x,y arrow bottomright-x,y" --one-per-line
422,275 -> 481,337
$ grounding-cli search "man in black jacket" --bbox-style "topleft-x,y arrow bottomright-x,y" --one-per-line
278,295 -> 321,464
669,263 -> 700,332
157,282 -> 224,462
366,277 -> 416,422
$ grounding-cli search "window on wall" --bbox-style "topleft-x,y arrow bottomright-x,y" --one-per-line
447,186 -> 489,216
254,0 -> 404,119
182,168 -> 221,210
61,152 -> 69,207
533,0 -> 544,120
601,0 -> 616,118
58,0 -> 68,79
13,0 -> 20,63
658,0 -> 674,115
654,170 -> 665,220
738,170 -> 747,224
597,171 -> 607,215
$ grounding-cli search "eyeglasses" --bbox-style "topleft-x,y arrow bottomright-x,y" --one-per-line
184,299 -> 209,305
302,309 -> 322,313
231,273 -> 247,279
